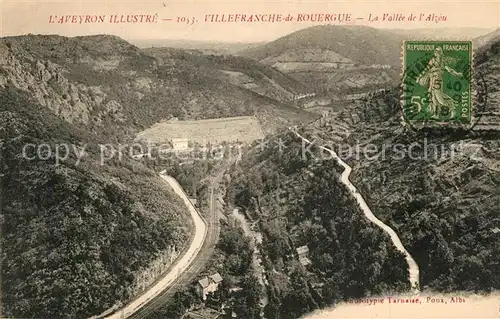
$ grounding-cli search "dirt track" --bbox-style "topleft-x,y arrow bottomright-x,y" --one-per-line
293,130 -> 420,291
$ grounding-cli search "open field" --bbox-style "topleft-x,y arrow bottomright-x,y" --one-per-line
135,116 -> 265,145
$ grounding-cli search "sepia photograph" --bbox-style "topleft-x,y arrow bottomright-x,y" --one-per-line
0,1 -> 499,318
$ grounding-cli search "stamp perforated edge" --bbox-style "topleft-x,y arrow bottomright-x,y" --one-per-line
399,39 -> 475,130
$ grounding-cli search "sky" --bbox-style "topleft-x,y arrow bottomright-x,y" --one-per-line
1,0 -> 500,42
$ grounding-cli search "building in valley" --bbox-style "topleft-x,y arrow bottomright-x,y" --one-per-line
172,138 -> 190,151
196,273 -> 224,300
296,245 -> 311,266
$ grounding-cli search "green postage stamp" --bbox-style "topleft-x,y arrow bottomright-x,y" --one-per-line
402,41 -> 473,125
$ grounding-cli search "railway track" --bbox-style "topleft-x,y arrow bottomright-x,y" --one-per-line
127,187 -> 220,319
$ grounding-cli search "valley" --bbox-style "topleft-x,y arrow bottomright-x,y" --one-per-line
1,22 -> 499,319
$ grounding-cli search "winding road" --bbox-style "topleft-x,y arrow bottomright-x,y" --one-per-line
102,172 -> 208,319
292,129 -> 420,291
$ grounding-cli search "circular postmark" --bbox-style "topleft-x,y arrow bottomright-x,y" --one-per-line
400,41 -> 488,135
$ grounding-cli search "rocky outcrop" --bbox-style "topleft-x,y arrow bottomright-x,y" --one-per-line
0,34 -> 315,143
0,53 -> 95,123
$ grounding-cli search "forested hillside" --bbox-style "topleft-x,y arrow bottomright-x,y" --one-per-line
0,35 -> 315,141
0,87 -> 192,318
228,132 -> 410,318
305,40 -> 500,293
348,127 -> 500,292
142,47 -> 309,101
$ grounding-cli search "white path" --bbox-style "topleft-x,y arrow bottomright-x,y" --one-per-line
292,129 -> 420,291
99,172 -> 208,319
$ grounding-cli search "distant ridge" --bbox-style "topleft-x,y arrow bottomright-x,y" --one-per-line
237,25 -> 405,66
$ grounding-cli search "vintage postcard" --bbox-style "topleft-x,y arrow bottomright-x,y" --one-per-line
1,1 -> 499,319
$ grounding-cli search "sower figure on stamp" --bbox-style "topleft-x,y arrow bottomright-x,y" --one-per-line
416,47 -> 463,119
